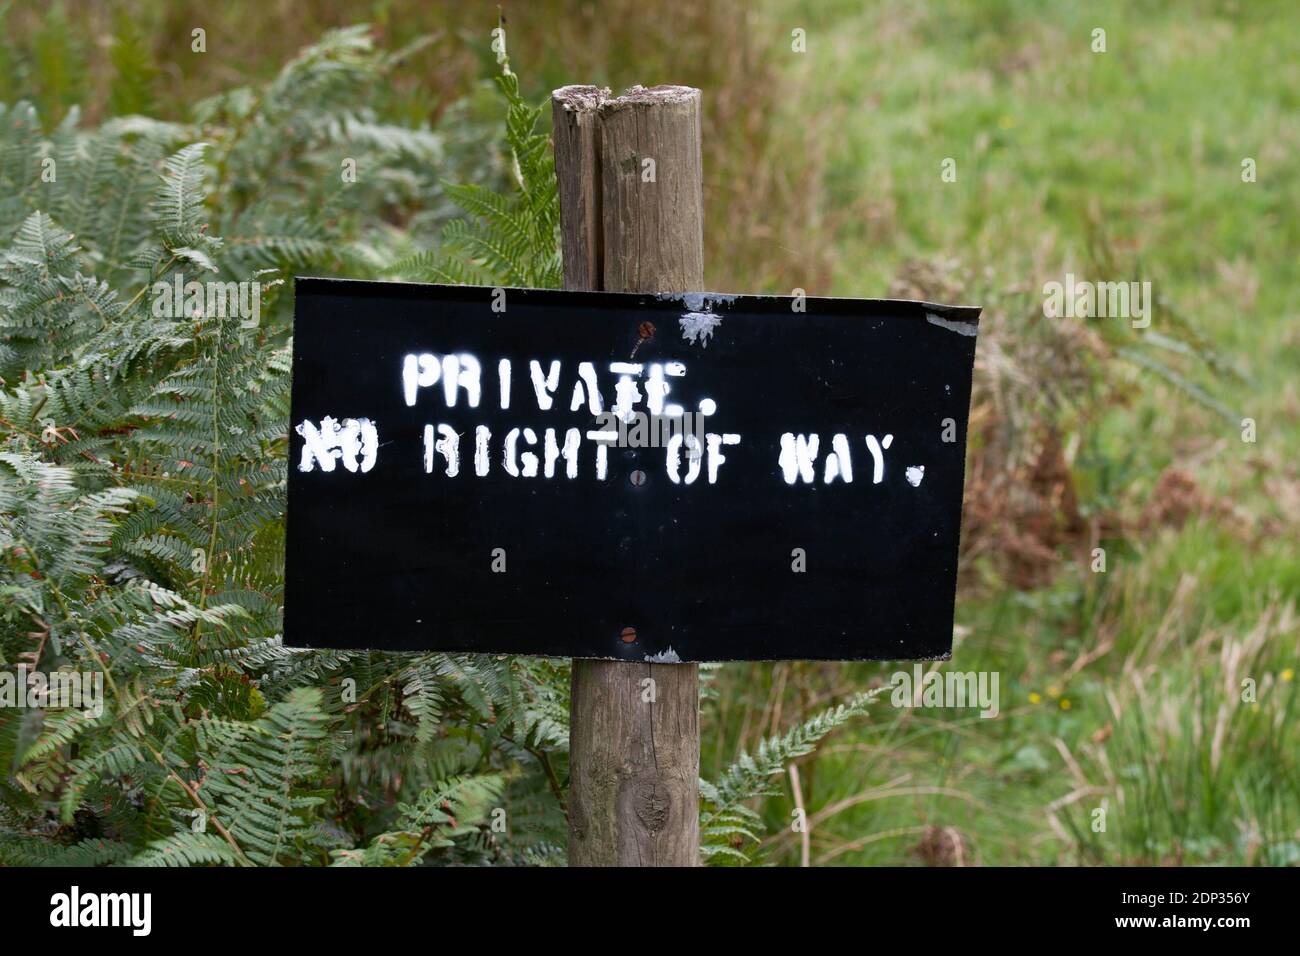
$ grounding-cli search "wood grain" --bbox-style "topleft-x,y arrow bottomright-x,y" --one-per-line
552,83 -> 704,867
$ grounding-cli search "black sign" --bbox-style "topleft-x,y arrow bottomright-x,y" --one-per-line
285,278 -> 979,662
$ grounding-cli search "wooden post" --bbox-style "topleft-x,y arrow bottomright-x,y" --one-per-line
552,84 -> 704,867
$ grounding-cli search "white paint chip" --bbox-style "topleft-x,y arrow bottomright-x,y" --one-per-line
655,291 -> 738,311
644,647 -> 682,663
679,312 -> 722,347
925,312 -> 977,337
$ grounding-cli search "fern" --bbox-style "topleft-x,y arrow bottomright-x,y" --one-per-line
28,2 -> 85,126
127,832 -> 241,867
0,21 -> 859,869
332,774 -> 506,866
387,15 -> 561,290
185,688 -> 334,866
699,689 -> 883,865
107,13 -> 159,118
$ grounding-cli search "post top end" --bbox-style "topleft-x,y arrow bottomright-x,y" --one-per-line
603,85 -> 700,112
552,85 -> 611,112
552,84 -> 701,115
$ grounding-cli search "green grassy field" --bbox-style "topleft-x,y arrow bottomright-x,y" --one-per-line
701,0 -> 1299,865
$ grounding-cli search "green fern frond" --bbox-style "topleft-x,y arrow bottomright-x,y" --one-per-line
699,689 -> 883,865
192,687 -> 334,866
107,13 -> 159,117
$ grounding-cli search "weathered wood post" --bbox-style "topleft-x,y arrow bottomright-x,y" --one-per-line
552,84 -> 704,866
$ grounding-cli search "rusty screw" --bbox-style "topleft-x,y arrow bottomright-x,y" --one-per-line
620,626 -> 637,644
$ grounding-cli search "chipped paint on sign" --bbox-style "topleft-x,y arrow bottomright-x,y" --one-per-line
679,311 -> 722,347
655,291 -> 739,311
926,311 -> 978,337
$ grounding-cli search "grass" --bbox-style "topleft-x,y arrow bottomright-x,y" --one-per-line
699,0 -> 1299,866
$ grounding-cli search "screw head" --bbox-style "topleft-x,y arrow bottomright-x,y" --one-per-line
620,626 -> 637,643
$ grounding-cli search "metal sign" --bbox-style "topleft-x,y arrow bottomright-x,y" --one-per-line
285,278 -> 979,661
